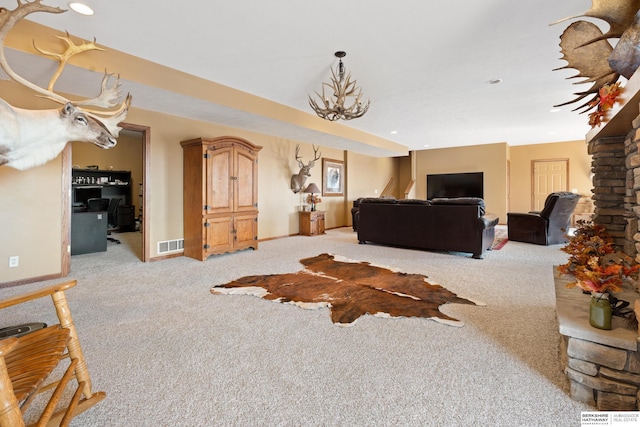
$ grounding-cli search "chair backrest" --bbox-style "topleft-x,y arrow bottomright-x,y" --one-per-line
86,198 -> 110,212
540,192 -> 581,245
539,192 -> 580,220
107,198 -> 121,226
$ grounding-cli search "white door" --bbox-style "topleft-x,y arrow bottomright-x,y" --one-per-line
532,160 -> 568,211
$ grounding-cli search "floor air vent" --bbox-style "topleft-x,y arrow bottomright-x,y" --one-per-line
157,239 -> 184,254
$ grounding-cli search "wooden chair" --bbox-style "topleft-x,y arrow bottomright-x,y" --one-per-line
0,280 -> 105,427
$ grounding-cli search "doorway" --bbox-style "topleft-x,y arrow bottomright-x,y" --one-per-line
531,159 -> 569,210
62,123 -> 150,274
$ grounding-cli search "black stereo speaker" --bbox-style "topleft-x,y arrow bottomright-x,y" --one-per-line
0,322 -> 47,339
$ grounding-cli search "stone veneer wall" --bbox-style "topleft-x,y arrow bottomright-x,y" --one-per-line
560,334 -> 640,410
566,114 -> 640,411
589,133 -> 639,262
555,271 -> 640,411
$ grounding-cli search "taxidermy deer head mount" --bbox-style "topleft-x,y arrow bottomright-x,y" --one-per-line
291,144 -> 321,193
0,0 -> 132,170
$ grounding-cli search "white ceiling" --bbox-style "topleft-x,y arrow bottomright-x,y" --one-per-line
13,0 -> 608,156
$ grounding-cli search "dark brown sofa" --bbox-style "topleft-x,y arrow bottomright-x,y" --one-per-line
351,196 -> 395,231
356,197 -> 499,259
507,191 -> 580,245
351,198 -> 362,231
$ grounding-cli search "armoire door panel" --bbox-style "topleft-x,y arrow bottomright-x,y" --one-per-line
235,150 -> 257,212
207,147 -> 233,214
234,214 -> 258,248
205,217 -> 234,252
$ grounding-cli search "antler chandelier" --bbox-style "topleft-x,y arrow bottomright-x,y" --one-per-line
308,51 -> 370,121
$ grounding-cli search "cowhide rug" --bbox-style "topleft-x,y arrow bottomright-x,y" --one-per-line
211,253 -> 484,327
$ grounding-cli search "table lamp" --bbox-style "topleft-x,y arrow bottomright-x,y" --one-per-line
304,183 -> 321,211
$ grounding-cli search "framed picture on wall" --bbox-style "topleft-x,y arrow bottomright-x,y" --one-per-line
322,158 -> 344,196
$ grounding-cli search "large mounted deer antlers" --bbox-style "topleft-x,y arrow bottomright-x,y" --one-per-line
0,0 -> 132,170
0,0 -> 131,135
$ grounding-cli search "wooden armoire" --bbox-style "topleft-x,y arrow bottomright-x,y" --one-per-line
181,136 -> 262,261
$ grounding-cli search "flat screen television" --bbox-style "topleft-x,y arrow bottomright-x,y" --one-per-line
426,172 -> 483,200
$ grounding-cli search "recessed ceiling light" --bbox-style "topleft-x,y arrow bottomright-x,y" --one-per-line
550,108 -> 561,113
487,78 -> 502,85
390,130 -> 398,134
69,2 -> 94,15
423,144 -> 430,148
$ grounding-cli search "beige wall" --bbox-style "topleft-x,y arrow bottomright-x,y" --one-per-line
412,141 -> 592,224
347,151 -> 400,200
397,155 -> 413,198
415,143 -> 509,223
346,151 -> 401,226
509,141 -> 592,213
0,80 -> 399,283
116,108 -> 392,251
0,81 -> 66,282
0,155 -> 63,282
0,73 -> 594,285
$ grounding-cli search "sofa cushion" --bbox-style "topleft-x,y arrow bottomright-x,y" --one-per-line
359,197 -> 398,204
431,197 -> 485,215
397,199 -> 431,205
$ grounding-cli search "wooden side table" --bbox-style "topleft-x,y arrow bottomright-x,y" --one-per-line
300,211 -> 325,236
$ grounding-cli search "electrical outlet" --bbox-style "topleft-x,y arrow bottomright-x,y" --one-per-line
8,256 -> 19,268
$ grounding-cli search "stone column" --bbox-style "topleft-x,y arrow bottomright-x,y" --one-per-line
590,135 -> 628,251
627,127 -> 640,260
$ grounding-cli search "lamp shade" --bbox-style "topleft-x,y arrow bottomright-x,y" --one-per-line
304,183 -> 320,194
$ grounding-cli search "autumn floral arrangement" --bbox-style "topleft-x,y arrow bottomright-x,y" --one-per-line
558,220 -> 639,296
588,82 -> 623,128
307,194 -> 322,211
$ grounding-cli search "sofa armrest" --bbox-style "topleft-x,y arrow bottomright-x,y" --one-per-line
507,212 -> 545,227
481,213 -> 499,229
507,212 -> 547,244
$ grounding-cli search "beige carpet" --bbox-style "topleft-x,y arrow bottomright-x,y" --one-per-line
1,226 -> 591,426
491,226 -> 509,250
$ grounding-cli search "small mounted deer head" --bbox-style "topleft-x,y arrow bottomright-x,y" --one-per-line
290,144 -> 321,193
